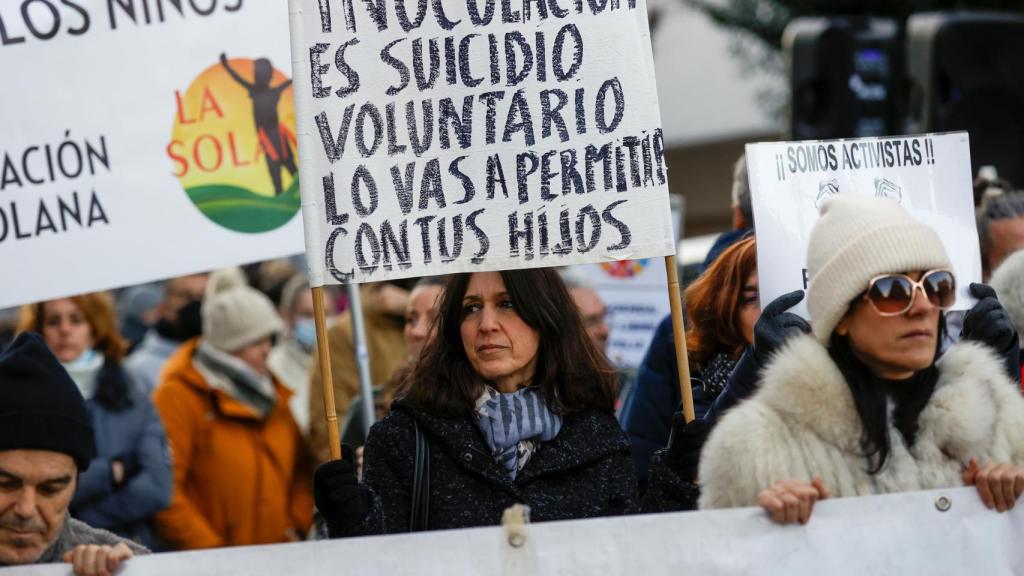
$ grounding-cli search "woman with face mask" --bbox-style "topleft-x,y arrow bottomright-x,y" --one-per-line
18,292 -> 173,549
268,274 -> 324,437
313,269 -> 637,536
698,194 -> 1024,524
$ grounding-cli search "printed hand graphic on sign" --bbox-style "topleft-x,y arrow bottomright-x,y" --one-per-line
815,178 -> 840,210
874,177 -> 902,204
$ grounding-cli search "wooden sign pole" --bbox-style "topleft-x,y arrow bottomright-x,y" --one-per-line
664,255 -> 695,423
312,286 -> 342,460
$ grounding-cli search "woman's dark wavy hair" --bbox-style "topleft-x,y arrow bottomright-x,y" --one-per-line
398,269 -> 619,418
828,313 -> 946,474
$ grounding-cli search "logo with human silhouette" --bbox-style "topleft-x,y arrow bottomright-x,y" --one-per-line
167,54 -> 299,233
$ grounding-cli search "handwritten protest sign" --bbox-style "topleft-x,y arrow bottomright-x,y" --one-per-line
747,132 -> 981,318
288,0 -> 676,286
0,3 -> 304,309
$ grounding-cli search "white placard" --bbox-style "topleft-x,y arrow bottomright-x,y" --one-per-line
287,0 -> 676,287
7,487 -> 1023,575
0,2 -> 304,309
747,132 -> 981,318
576,260 -> 670,368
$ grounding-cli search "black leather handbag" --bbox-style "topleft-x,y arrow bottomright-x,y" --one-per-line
410,420 -> 431,531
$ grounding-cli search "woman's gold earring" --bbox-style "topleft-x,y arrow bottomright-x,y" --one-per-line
835,318 -> 849,337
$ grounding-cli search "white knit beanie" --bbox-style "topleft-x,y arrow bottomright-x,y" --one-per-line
990,249 -> 1024,350
204,266 -> 248,298
807,194 -> 952,343
201,269 -> 284,352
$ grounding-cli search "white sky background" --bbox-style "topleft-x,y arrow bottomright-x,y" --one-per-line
651,1 -> 781,147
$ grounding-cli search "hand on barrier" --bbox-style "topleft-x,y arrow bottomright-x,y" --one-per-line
962,283 -> 1017,353
63,542 -> 134,576
753,290 -> 811,364
756,477 -> 829,525
314,444 -> 372,536
963,458 -> 1024,512
664,412 -> 713,483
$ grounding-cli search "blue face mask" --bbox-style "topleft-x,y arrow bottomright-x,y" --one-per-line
293,318 -> 317,351
66,348 -> 98,368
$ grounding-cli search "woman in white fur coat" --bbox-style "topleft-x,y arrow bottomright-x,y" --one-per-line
698,194 -> 1024,524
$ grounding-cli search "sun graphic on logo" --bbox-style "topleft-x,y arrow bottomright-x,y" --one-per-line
600,259 -> 649,279
167,55 -> 300,234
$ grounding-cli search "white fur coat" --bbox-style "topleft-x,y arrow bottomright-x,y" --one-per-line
698,335 -> 1024,509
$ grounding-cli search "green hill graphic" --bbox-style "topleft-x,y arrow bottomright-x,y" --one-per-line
187,179 -> 300,233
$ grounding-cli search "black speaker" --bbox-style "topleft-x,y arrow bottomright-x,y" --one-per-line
907,12 -> 1024,186
785,17 -> 903,140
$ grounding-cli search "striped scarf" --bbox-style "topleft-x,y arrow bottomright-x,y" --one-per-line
476,386 -> 562,479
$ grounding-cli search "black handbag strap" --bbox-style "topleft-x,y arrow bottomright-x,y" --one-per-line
410,419 -> 431,531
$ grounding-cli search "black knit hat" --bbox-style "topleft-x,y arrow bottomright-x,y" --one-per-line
0,332 -> 95,471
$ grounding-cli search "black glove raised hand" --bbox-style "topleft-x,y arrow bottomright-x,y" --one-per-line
665,413 -> 714,483
314,445 -> 371,537
753,290 -> 812,364
962,283 -> 1017,352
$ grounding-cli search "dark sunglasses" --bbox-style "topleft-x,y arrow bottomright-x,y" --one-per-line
863,269 -> 957,316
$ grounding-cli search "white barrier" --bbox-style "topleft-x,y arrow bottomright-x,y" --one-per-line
7,487 -> 1023,575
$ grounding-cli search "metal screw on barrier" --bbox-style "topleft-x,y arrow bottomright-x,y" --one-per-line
508,532 -> 526,548
935,495 -> 952,512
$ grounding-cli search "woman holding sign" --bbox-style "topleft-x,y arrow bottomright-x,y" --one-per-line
622,235 -> 810,493
313,268 -> 639,535
698,194 -> 1024,524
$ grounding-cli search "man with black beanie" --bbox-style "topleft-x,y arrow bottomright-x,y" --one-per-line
0,332 -> 147,574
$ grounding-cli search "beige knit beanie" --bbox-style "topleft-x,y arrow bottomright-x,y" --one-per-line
202,268 -> 284,352
807,194 -> 952,343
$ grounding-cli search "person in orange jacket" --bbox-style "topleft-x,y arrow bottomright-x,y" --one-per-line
152,270 -> 313,549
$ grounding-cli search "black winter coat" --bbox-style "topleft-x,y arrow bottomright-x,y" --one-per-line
338,401 -> 639,536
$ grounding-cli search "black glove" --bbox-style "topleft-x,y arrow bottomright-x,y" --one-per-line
962,283 -> 1017,352
314,445 -> 371,536
664,413 -> 713,483
753,290 -> 812,364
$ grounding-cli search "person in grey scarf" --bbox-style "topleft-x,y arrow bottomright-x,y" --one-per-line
0,332 -> 147,576
151,269 -> 313,549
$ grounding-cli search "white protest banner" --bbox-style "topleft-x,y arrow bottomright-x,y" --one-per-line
747,132 -> 981,318
0,2 -> 304,309
287,0 -> 676,286
8,487 -> 1023,575
576,260 -> 670,368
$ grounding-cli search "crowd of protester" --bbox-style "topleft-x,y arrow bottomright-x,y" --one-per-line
4,158 -> 1024,574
